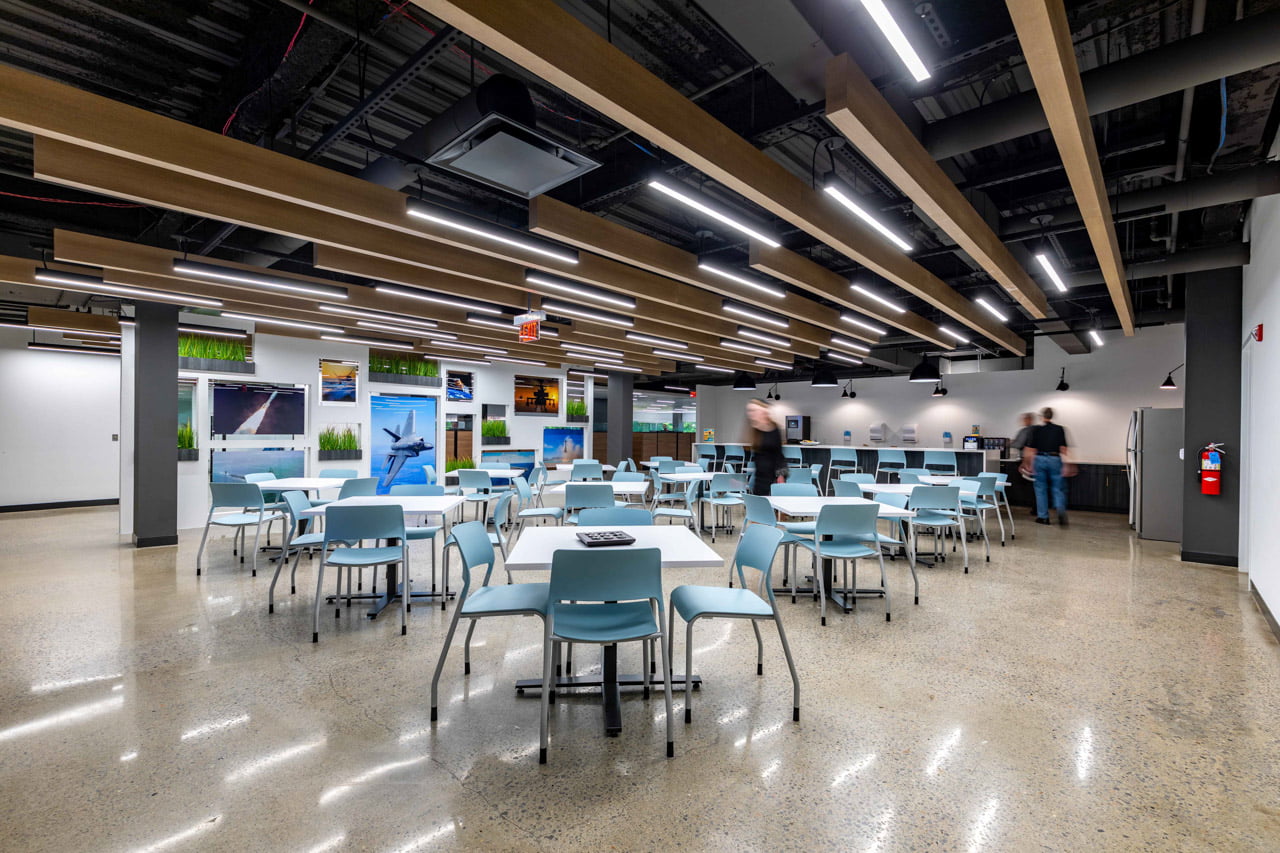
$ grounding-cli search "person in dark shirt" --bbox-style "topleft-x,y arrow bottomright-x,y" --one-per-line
1020,406 -> 1074,525
746,398 -> 785,496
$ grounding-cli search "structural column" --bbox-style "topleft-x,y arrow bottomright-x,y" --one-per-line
132,301 -> 179,547
605,374 -> 634,466
1181,268 -> 1242,566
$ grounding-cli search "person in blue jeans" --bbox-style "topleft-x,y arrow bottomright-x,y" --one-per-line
1019,407 -> 1075,525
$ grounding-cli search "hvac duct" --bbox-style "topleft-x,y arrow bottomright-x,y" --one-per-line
924,9 -> 1280,160
1065,244 -> 1249,289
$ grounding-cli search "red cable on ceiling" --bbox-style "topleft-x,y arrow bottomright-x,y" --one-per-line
0,189 -> 143,208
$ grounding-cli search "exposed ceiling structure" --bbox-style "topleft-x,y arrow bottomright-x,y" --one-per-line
0,0 -> 1276,388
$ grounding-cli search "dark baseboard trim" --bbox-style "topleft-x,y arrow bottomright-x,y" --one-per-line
0,498 -> 118,513
133,534 -> 179,548
1251,583 -> 1280,644
1181,550 -> 1239,568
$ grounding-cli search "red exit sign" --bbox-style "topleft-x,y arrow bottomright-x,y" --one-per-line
518,320 -> 540,342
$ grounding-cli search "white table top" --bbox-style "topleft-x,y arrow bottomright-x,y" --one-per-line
442,469 -> 524,480
553,463 -> 616,471
659,472 -> 716,482
920,474 -> 967,485
542,480 -> 650,495
298,494 -> 464,518
864,483 -> 976,497
768,495 -> 914,519
255,477 -> 352,491
504,525 -> 722,572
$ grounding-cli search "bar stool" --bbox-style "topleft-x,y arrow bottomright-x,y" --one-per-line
924,450 -> 958,475
825,448 -> 861,493
875,449 -> 906,481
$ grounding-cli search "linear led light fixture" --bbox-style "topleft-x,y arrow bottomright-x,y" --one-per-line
697,262 -> 785,298
840,314 -> 888,335
831,335 -> 871,354
736,326 -> 790,347
939,325 -> 970,343
172,260 -> 348,300
220,312 -> 342,334
590,357 -> 624,365
625,332 -> 685,349
375,284 -> 504,315
665,385 -> 691,392
822,177 -> 913,252
720,338 -> 771,356
0,321 -> 120,339
177,324 -> 244,339
647,180 -> 780,248
541,299 -> 633,328
33,270 -> 224,308
858,0 -> 931,82
975,297 -> 1009,322
595,362 -> 643,373
487,355 -> 547,366
1089,329 -> 1104,347
465,313 -> 518,332
1034,253 -> 1069,292
568,370 -> 604,379
755,357 -> 791,370
721,300 -> 789,329
406,200 -> 579,265
559,342 -> 623,358
435,356 -> 490,366
26,342 -> 121,356
828,351 -> 864,365
850,283 -> 906,314
700,365 -> 735,374
354,320 -> 434,338
446,341 -> 508,355
654,349 -> 702,362
419,330 -> 460,342
524,272 -> 636,310
320,334 -> 415,350
317,304 -> 438,329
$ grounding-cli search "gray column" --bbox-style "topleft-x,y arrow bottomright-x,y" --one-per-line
1181,268 -> 1241,566
133,301 -> 179,548
605,374 -> 634,466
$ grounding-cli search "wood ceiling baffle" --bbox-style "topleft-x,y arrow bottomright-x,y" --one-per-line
1004,0 -> 1137,334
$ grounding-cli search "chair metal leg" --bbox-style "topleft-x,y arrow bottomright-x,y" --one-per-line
877,550 -> 891,622
463,619 -> 478,675
312,562 -> 326,643
660,618 -> 675,758
195,518 -> 212,576
400,552 -> 409,636
684,617 -> 695,723
750,621 -> 764,675
250,521 -> 262,577
429,594 -> 467,721
539,622 -> 555,764
814,551 -> 826,626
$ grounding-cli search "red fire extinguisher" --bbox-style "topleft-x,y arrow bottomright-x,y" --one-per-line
1199,443 -> 1225,495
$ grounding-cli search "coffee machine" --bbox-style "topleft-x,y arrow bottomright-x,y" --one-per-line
784,415 -> 811,443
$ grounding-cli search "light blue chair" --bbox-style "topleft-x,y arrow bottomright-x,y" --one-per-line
651,464 -> 698,510
649,456 -> 673,466
989,471 -> 1015,540
670,524 -> 799,724
424,464 -> 459,496
781,445 -> 804,470
832,479 -> 870,497
527,464 -> 548,505
610,470 -> 649,507
769,482 -> 819,588
389,484 -> 446,594
701,472 -> 745,542
539,548 -> 673,763
958,477 -> 999,559
826,448 -> 861,492
483,490 -> 517,579
739,493 -> 807,592
577,507 -> 654,526
313,504 -> 408,642
513,476 -> 562,539
899,472 -> 922,484
311,468 -> 359,506
311,475 -> 377,508
458,469 -> 497,521
569,459 -> 604,481
907,486 -> 969,573
652,480 -> 701,530
615,458 -> 636,473
793,504 -> 888,625
722,445 -> 746,470
243,472 -> 288,544
874,491 -> 918,603
269,490 -> 330,613
924,450 -> 958,475
791,462 -> 824,491
196,482 -> 285,577
563,483 -> 614,525
430,521 -> 548,724
694,443 -> 718,470
875,449 -> 907,481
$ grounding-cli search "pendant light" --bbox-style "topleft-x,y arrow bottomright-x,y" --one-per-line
1056,368 -> 1070,392
811,365 -> 839,388
732,372 -> 756,391
1160,364 -> 1184,390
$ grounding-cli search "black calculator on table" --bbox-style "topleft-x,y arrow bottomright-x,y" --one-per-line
575,530 -> 637,547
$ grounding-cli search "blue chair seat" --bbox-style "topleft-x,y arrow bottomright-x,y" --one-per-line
462,583 -> 550,616
794,536 -> 878,560
914,510 -> 961,526
961,497 -> 999,511
406,525 -> 441,540
551,600 -> 658,643
212,511 -> 283,526
777,520 -> 815,535
308,497 -> 331,508
670,586 -> 773,620
653,507 -> 693,521
519,506 -> 563,520
289,531 -> 327,548
706,496 -> 743,507
323,546 -> 404,566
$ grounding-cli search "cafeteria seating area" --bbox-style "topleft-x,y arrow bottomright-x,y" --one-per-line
3,1 -> 1280,850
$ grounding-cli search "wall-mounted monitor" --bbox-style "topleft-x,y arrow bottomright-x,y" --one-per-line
211,382 -> 306,436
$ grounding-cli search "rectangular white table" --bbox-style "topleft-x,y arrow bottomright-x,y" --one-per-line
503,525 -> 721,735
299,495 -> 465,616
863,483 -> 977,497
541,480 -> 649,496
442,468 -> 525,481
920,474 -> 965,485
552,463 -> 616,472
255,476 -> 353,492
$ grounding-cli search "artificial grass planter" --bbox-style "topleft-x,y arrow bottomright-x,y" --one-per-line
178,332 -> 254,373
480,419 -> 510,445
177,421 -> 198,460
317,425 -> 362,461
566,399 -> 589,423
368,350 -> 442,387
445,457 -> 475,473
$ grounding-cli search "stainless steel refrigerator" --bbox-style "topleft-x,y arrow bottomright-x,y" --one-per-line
1126,407 -> 1184,542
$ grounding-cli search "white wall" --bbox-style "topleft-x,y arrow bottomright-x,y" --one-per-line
696,324 -> 1185,465
1241,168 -> 1280,607
0,327 -> 121,507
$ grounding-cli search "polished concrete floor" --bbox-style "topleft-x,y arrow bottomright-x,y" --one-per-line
2,505 -> 1279,852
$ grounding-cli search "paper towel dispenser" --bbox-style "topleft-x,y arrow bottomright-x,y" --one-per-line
902,423 -> 918,443
869,423 -> 887,442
